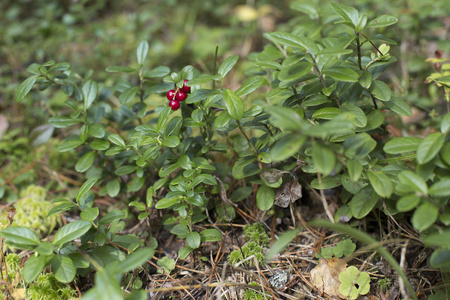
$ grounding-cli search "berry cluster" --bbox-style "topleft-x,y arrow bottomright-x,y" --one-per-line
166,79 -> 191,111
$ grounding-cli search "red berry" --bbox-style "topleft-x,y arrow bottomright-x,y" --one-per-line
181,79 -> 191,93
166,89 -> 176,100
175,90 -> 187,101
169,100 -> 180,110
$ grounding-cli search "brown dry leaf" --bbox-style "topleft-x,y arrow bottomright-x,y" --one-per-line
274,177 -> 302,208
310,257 -> 347,298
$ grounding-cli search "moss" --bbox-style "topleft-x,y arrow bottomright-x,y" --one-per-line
377,278 -> 392,292
26,274 -> 76,300
12,185 -> 61,238
243,223 -> 270,246
243,282 -> 269,300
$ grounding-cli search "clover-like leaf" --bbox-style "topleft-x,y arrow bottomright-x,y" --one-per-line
338,266 -> 370,299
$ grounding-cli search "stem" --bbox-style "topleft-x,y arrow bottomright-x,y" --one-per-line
237,120 -> 262,169
356,32 -> 363,70
309,53 -> 341,108
360,32 -> 384,56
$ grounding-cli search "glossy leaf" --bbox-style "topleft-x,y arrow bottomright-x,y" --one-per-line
383,137 -> 422,154
366,15 -> 398,28
119,86 -> 139,104
49,116 -> 82,128
270,134 -> 306,162
75,151 -> 95,172
144,66 -> 170,78
441,112 -> 450,134
218,55 -> 239,78
367,170 -> 393,198
98,210 -> 126,225
186,232 -> 201,249
22,255 -> 47,283
108,134 -> 126,148
396,194 -> 421,212
323,66 -> 359,82
349,186 -> 379,219
0,226 -> 40,247
256,184 -> 275,211
416,132 -> 445,164
223,89 -> 244,120
312,144 -> 336,176
330,2 -> 359,27
52,220 -> 92,247
51,255 -> 76,283
80,207 -> 99,222
137,40 -> 149,65
384,96 -> 412,117
106,66 -> 136,73
83,80 -> 99,110
429,177 -> 450,197
200,229 -> 223,242
412,202 -> 438,231
398,170 -> 428,195
76,178 -> 98,202
369,80 -> 391,101
118,248 -> 155,273
15,75 -> 39,102
107,179 -> 121,197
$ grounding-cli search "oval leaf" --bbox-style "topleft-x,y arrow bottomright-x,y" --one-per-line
52,221 -> 92,247
223,89 -> 244,120
15,75 -> 39,102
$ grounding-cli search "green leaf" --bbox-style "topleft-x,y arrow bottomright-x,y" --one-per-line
323,66 -> 359,82
359,70 -> 372,89
185,89 -> 221,104
311,175 -> 342,189
349,186 -> 379,218
396,194 -> 421,212
236,76 -> 267,97
256,185 -> 275,211
383,137 -> 422,154
119,86 -> 139,105
429,177 -> 450,197
83,80 -> 99,110
75,151 -> 95,172
15,75 -> 39,102
218,55 -> 239,78
34,242 -> 54,256
58,139 -> 84,152
313,107 -> 342,120
155,197 -> 179,209
49,116 -> 82,128
264,229 -> 301,262
269,31 -> 319,55
90,139 -> 110,151
411,202 -> 438,231
430,249 -> 450,270
178,246 -> 193,260
200,229 -> 223,242
342,104 -> 367,127
424,230 -> 450,247
441,112 -> 450,134
118,248 -> 155,273
98,210 -> 126,225
338,266 -> 370,298
137,40 -> 149,65
330,2 -> 359,28
223,89 -> 244,120
115,165 -> 137,176
52,221 -> 92,247
170,224 -> 190,238
279,62 -> 314,87
144,66 -> 170,78
416,132 -> 445,164
51,255 -> 76,283
232,157 -> 261,179
367,170 -> 393,198
268,106 -> 305,131
106,66 -> 137,73
312,144 -> 336,176
343,133 -> 376,158
80,207 -> 99,222
108,134 -> 126,148
76,178 -> 98,202
186,232 -> 201,249
397,170 -> 428,195
162,136 -> 180,148
369,80 -> 391,101
21,255 -> 47,283
384,96 -> 412,117
366,15 -> 398,28
107,179 -> 121,197
0,226 -> 40,247
347,160 -> 363,182
158,163 -> 180,178
94,270 -> 123,300
47,203 -> 76,217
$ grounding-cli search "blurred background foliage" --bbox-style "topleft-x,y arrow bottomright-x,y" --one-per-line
1,0 -> 450,201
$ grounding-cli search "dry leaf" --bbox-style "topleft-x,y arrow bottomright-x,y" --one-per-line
310,257 -> 347,298
274,177 -> 302,208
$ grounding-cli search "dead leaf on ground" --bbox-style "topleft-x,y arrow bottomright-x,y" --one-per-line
274,177 -> 302,208
310,257 -> 347,298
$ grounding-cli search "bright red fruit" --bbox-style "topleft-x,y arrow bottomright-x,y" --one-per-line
181,79 -> 191,93
166,89 -> 176,100
169,100 -> 180,110
175,90 -> 187,101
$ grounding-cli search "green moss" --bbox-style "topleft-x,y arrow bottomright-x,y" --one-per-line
12,185 -> 61,238
243,282 -> 269,300
243,223 -> 270,246
377,277 -> 392,292
26,274 -> 76,300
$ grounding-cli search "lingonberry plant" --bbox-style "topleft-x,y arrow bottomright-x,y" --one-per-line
4,2 -> 450,298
